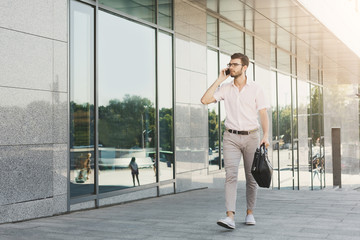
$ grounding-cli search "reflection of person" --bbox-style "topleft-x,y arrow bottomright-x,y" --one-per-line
84,153 -> 92,180
201,53 -> 269,229
129,157 -> 140,186
153,154 -> 157,176
75,153 -> 89,183
313,158 -> 320,180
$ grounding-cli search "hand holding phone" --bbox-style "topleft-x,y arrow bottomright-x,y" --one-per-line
225,69 -> 230,75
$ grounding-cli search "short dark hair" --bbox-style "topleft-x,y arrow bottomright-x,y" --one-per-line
231,53 -> 249,67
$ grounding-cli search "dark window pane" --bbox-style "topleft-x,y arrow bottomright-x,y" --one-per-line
99,0 -> 156,24
159,0 -> 172,29
207,15 -> 218,46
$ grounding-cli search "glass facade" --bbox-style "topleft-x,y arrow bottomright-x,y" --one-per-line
203,5 -> 327,190
158,31 -> 174,181
206,49 -> 220,171
70,0 -> 174,199
69,0 -> 337,207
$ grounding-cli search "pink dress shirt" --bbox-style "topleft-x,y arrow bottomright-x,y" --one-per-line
213,79 -> 269,131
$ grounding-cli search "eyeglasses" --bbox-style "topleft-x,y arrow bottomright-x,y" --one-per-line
227,63 -> 242,67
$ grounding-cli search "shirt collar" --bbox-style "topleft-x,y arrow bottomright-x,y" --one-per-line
231,77 -> 251,87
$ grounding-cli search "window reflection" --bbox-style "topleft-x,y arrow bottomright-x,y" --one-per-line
245,34 -> 253,59
70,1 -> 95,198
207,49 -> 220,171
206,0 -> 217,12
98,11 -> 156,193
158,31 -> 174,181
219,53 -> 231,168
158,0 -> 173,29
219,21 -> 244,54
271,71 -> 279,189
277,49 -> 291,74
297,80 -> 311,189
99,0 -> 156,24
278,73 -> 292,189
207,15 -> 218,47
219,0 -> 245,27
310,84 -> 324,189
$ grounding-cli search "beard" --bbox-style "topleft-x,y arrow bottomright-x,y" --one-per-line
231,71 -> 243,78
230,66 -> 244,78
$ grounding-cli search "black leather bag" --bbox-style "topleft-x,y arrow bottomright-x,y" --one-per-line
251,143 -> 273,188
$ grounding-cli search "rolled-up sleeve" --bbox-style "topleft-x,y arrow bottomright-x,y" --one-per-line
213,84 -> 228,102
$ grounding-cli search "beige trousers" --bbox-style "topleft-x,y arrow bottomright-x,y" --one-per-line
223,130 -> 260,213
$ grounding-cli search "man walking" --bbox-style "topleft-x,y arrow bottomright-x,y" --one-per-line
201,53 -> 269,229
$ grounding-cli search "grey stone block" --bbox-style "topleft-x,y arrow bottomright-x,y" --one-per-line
0,28 -> 53,91
0,144 -> 53,205
6,197 -> 54,223
0,88 -> 53,145
53,0 -> 68,42
53,41 -> 68,92
52,92 -> 68,144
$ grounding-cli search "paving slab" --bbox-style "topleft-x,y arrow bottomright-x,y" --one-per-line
0,187 -> 359,240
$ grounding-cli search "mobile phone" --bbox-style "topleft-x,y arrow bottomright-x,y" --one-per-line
225,69 -> 230,75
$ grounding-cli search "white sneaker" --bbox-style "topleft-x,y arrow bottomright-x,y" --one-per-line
245,214 -> 256,225
217,217 -> 235,229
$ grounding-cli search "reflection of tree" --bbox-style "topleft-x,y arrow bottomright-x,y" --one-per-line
70,102 -> 94,147
208,109 -> 219,149
98,95 -> 155,149
278,106 -> 291,144
272,108 -> 278,140
70,95 -> 174,151
310,86 -> 322,144
160,107 -> 173,151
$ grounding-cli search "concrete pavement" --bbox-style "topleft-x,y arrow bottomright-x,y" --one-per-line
0,186 -> 360,240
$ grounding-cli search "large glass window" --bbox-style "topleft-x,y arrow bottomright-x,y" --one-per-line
219,0 -> 245,27
271,71 -> 279,189
70,1 -> 95,198
206,0 -> 217,12
158,31 -> 174,181
245,33 -> 254,60
277,49 -> 291,73
297,80 -> 311,189
278,73 -> 292,189
207,15 -> 218,47
310,84 -> 324,190
292,77 -> 299,189
219,53 -> 231,168
207,49 -> 220,171
219,21 -> 244,54
158,0 -> 173,29
98,11 -> 156,192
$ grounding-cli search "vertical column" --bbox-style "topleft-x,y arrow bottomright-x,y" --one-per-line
331,128 -> 341,188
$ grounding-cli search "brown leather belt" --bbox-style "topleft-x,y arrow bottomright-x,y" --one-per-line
227,128 -> 258,135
